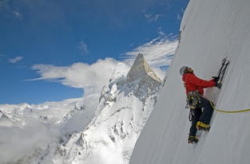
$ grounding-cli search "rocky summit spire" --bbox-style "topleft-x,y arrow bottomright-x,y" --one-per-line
126,53 -> 162,83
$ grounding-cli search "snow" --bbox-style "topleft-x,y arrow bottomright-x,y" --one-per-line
52,54 -> 162,164
130,0 -> 250,164
0,54 -> 162,164
2,0 -> 250,163
0,95 -> 98,164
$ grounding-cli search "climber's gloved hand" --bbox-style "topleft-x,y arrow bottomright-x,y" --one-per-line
212,76 -> 222,88
212,76 -> 219,83
215,81 -> 222,89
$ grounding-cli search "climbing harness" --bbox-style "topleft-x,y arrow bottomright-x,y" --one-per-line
186,91 -> 201,109
186,91 -> 201,122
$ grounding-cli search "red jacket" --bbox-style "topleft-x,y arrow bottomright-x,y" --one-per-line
182,73 -> 215,95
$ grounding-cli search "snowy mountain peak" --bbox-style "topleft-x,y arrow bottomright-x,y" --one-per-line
126,53 -> 162,83
0,53 -> 162,164
52,55 -> 162,164
109,62 -> 130,83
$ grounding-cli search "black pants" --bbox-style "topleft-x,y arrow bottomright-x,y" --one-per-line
189,96 -> 214,136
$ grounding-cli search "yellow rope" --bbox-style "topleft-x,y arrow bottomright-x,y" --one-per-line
210,102 -> 250,113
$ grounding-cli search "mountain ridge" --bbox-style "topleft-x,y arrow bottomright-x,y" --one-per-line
53,54 -> 162,164
0,53 -> 162,164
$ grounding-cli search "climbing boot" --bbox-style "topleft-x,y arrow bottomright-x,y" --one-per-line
188,135 -> 199,144
196,121 -> 210,131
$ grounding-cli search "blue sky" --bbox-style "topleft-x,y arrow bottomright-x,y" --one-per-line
0,0 -> 189,104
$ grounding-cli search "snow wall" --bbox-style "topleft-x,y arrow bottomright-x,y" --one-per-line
130,0 -> 250,164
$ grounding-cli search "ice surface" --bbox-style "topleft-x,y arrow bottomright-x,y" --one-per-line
130,0 -> 250,164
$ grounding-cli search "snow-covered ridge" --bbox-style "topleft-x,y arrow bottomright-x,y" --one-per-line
130,0 -> 250,164
0,96 -> 98,164
0,98 -> 90,126
53,54 -> 162,164
0,53 -> 162,164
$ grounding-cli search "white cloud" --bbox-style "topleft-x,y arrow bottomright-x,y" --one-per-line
177,14 -> 182,20
123,36 -> 178,79
78,41 -> 89,55
32,58 -> 119,95
9,56 -> 24,63
124,36 -> 178,67
0,119 -> 59,163
13,11 -> 22,19
157,27 -> 165,36
31,35 -> 178,93
144,13 -> 161,22
177,8 -> 185,20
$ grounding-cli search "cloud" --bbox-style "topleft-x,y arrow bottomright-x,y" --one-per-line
13,11 -> 23,19
9,56 -> 24,63
124,36 -> 178,67
157,27 -> 166,36
78,41 -> 89,55
177,8 -> 185,20
177,14 -> 182,20
123,35 -> 178,79
31,34 -> 178,93
0,119 -> 59,163
144,13 -> 161,22
32,58 -> 119,95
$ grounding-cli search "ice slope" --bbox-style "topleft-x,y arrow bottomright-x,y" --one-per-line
53,54 -> 162,164
130,0 -> 250,164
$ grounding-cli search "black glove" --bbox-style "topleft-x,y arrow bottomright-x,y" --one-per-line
212,76 -> 219,83
215,81 -> 222,89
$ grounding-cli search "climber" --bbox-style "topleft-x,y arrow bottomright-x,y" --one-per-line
179,66 -> 220,144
